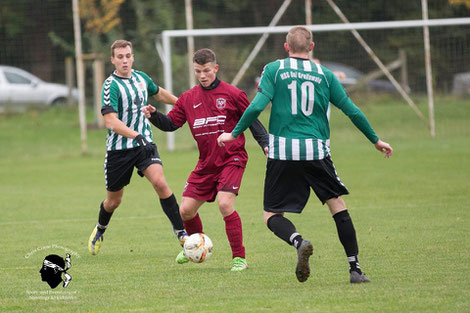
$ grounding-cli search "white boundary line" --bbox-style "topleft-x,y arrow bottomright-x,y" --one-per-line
0,215 -> 161,226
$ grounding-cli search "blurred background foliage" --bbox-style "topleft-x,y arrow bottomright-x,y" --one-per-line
0,0 -> 469,98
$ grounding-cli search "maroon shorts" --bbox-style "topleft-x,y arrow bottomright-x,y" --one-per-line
182,165 -> 245,202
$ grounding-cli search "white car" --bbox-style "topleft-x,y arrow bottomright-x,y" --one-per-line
0,65 -> 78,112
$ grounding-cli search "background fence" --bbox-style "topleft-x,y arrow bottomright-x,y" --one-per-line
1,0 -> 470,102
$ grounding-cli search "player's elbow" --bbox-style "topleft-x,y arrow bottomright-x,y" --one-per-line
104,120 -> 114,130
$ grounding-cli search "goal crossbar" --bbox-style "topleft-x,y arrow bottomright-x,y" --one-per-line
162,18 -> 470,38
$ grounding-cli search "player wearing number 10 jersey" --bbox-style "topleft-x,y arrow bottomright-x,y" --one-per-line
218,26 -> 393,283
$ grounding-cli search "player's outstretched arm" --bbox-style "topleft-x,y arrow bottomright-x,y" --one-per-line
103,112 -> 140,139
142,105 -> 180,132
248,119 -> 269,154
217,133 -> 235,146
219,92 -> 270,147
142,105 -> 156,118
374,139 -> 393,158
153,87 -> 178,105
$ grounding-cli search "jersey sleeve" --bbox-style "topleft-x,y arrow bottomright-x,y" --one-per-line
327,70 -> 379,144
232,92 -> 270,137
101,79 -> 119,115
236,89 -> 251,112
327,70 -> 350,106
167,95 -> 187,127
137,71 -> 159,96
257,61 -> 278,100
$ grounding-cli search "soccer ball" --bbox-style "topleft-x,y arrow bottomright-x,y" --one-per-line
183,233 -> 213,263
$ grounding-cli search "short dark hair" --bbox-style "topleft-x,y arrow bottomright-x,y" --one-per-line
193,48 -> 216,65
286,26 -> 312,54
111,40 -> 132,57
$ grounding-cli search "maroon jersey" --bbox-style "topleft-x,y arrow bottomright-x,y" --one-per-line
168,80 -> 249,173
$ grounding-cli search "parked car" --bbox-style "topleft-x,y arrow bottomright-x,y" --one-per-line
320,61 -> 397,93
0,65 -> 78,112
452,72 -> 470,96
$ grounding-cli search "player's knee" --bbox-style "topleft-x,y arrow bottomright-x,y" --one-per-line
263,211 -> 280,225
179,207 -> 196,221
263,215 -> 270,225
152,178 -> 170,194
218,200 -> 234,216
105,198 -> 121,211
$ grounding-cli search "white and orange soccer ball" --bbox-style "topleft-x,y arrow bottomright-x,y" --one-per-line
183,233 -> 213,263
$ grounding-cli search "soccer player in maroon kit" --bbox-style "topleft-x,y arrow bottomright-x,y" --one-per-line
142,48 -> 268,271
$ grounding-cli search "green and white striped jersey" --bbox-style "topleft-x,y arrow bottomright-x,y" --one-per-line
255,57 -> 378,161
101,70 -> 158,151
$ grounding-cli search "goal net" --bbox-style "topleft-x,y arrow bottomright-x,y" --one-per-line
159,17 -> 470,149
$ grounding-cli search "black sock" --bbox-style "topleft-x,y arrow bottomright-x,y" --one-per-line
333,210 -> 361,273
98,202 -> 113,233
333,210 -> 358,256
348,255 -> 362,274
160,194 -> 184,234
267,215 -> 303,248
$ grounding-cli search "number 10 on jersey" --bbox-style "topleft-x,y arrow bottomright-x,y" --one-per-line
287,80 -> 315,116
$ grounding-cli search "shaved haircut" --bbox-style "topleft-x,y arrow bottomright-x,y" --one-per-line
286,26 -> 312,54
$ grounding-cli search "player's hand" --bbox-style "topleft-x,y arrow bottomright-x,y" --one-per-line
374,139 -> 393,158
141,105 -> 157,118
217,132 -> 236,147
135,134 -> 155,157
264,146 -> 269,158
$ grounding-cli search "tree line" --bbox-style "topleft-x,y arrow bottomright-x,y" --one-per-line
0,0 -> 469,95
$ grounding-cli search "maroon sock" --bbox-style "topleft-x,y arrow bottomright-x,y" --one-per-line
224,211 -> 245,259
183,213 -> 203,235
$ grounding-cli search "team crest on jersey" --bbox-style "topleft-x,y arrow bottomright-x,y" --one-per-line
216,98 -> 226,110
134,96 -> 143,106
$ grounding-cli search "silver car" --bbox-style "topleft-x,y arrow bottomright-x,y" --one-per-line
320,61 -> 397,93
0,65 -> 78,112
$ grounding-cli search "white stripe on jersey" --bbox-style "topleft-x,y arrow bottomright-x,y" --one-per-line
306,138 -> 314,160
116,81 -> 131,149
317,140 -> 324,159
292,139 -> 300,160
274,60 -> 283,84
279,136 -> 286,160
290,58 -> 298,70
131,73 -> 148,138
269,134 -> 275,159
315,62 -> 324,75
127,81 -> 140,146
315,63 -> 329,88
303,60 -> 312,72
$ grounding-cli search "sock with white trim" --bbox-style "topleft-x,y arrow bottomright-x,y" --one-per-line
267,215 -> 303,248
333,210 -> 362,273
97,201 -> 113,234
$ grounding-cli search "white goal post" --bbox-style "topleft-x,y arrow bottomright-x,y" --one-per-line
159,17 -> 470,151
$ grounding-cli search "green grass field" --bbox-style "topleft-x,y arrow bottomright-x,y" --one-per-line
0,96 -> 469,312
